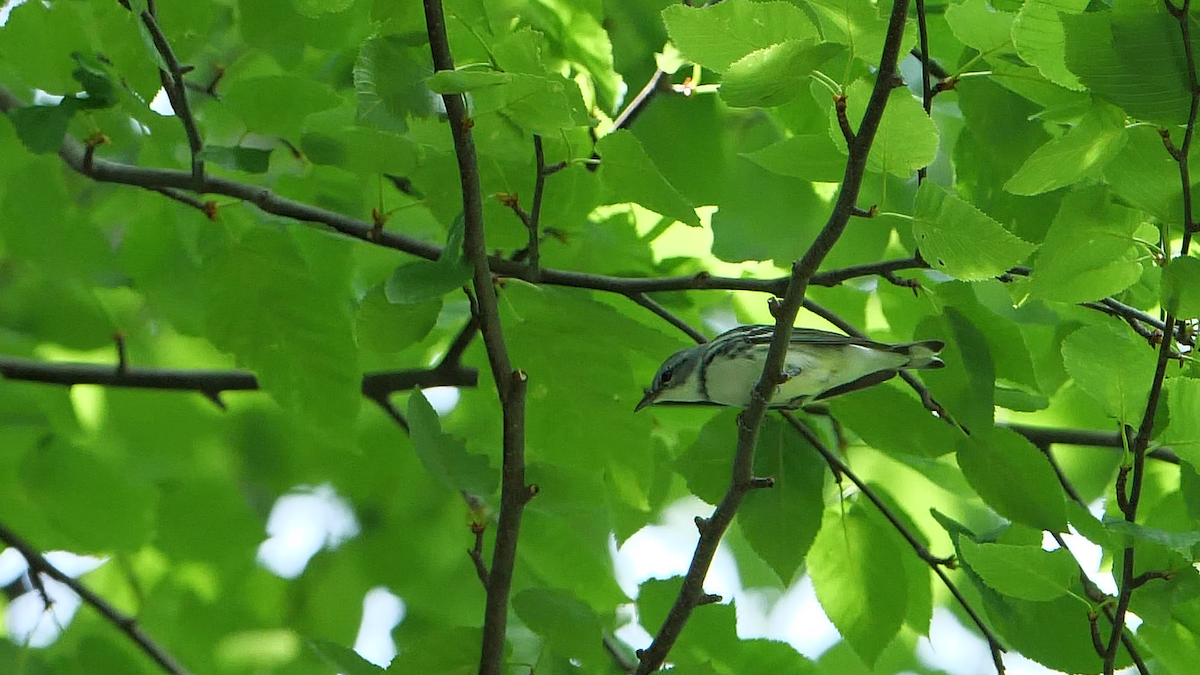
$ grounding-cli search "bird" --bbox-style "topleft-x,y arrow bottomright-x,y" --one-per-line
636,325 -> 945,411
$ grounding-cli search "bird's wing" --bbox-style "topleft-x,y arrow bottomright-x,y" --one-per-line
713,325 -> 886,349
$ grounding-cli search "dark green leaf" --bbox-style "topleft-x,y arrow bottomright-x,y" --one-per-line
1061,324 -> 1156,424
959,539 -> 1078,601
198,145 -> 273,174
956,428 -> 1068,531
407,388 -> 498,495
720,40 -> 844,108
512,588 -> 605,665
597,130 -> 700,226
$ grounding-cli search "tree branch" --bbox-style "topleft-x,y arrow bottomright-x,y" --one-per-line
129,1 -> 204,182
0,355 -> 477,410
421,5 -> 528,675
1103,3 -> 1199,672
612,68 -> 668,131
634,2 -> 913,671
0,520 -> 193,675
914,0 -> 933,183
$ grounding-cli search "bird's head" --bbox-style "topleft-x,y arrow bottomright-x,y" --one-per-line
635,346 -> 706,411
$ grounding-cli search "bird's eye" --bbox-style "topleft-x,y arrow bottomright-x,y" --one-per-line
660,368 -> 673,384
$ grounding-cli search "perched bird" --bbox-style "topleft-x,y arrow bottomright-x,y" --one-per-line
636,325 -> 944,411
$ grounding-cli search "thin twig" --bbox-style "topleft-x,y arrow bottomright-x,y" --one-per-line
1002,424 -> 1179,464
469,521 -> 490,588
132,2 -> 204,182
627,293 -> 708,344
1103,3 -> 1199,672
612,68 -> 668,131
0,521 -> 194,675
634,2 -> 913,671
527,135 -> 547,275
914,0 -> 932,183
782,413 -> 1008,673
422,6 -> 529,675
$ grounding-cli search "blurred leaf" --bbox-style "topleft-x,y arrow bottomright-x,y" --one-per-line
356,286 -> 441,353
8,104 -> 73,154
308,640 -> 384,675
20,437 -> 156,552
203,229 -> 360,440
913,182 -> 1036,281
1105,519 -> 1200,557
198,145 -> 273,174
513,588 -> 605,665
408,388 -> 498,496
945,0 -> 1016,55
222,75 -> 340,138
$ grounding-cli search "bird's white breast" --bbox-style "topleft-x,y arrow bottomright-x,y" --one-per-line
704,344 -> 909,407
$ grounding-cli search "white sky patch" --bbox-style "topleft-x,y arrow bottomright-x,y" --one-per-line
257,483 -> 360,579
422,386 -> 461,415
0,550 -> 107,648
149,87 -> 175,116
352,587 -> 405,668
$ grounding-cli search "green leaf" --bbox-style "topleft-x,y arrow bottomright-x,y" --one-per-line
809,509 -> 906,668
597,130 -> 700,227
8,104 -> 73,154
661,0 -> 819,73
1012,0 -> 1089,90
1163,256 -> 1200,320
737,417 -> 826,582
945,0 -> 1016,56
356,286 -> 440,353
291,0 -> 354,17
1065,1 -> 1200,125
308,640 -> 383,675
387,627 -> 481,675
913,182 -> 1036,280
1029,188 -> 1143,303
512,588 -> 605,665
1004,104 -> 1127,195
958,539 -> 1078,601
222,75 -> 340,138
1061,324 -> 1156,424
385,259 -> 473,305
840,81 -> 940,177
720,40 -> 844,108
470,73 -> 591,135
1105,126 -> 1186,227
831,384 -> 960,459
424,69 -> 510,93
300,127 -> 418,176
956,428 -> 1068,531
675,410 -> 738,505
806,0 -> 893,66
741,133 -> 846,182
354,35 -> 434,132
20,437 -> 156,552
1161,378 -> 1200,468
407,388 -> 498,496
197,145 -> 273,174
1105,519 -> 1200,557
202,229 -> 360,440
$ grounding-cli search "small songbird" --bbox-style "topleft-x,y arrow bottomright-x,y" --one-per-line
636,325 -> 945,411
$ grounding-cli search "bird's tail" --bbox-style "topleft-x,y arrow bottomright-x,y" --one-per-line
894,340 -> 945,369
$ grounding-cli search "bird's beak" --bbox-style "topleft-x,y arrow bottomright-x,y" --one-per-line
635,388 -> 657,412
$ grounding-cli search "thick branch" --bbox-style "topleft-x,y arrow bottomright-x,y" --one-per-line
0,521 -> 193,675
634,1 -> 912,671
